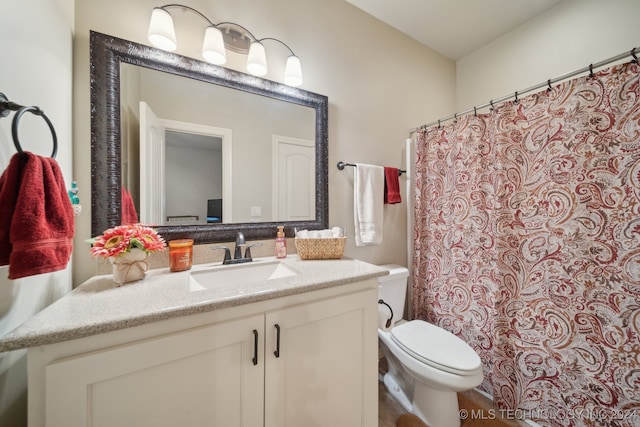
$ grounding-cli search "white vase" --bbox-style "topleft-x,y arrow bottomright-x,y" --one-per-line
110,248 -> 148,286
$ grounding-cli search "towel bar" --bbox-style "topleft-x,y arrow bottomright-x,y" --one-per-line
0,92 -> 58,158
337,161 -> 406,176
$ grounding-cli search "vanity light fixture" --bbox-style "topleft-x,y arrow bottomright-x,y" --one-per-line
147,4 -> 303,86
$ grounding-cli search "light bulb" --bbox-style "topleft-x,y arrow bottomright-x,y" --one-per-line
147,8 -> 177,51
202,26 -> 227,65
247,42 -> 268,76
284,55 -> 303,86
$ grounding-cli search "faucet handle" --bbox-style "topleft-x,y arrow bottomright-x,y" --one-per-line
243,243 -> 263,261
210,246 -> 231,264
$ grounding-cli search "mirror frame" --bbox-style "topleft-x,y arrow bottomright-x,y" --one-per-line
90,31 -> 328,242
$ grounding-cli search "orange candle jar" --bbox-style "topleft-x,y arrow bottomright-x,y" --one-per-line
169,239 -> 194,272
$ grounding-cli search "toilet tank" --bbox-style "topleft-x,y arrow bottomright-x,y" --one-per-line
377,264 -> 409,326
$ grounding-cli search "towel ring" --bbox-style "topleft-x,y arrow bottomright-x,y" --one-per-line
11,106 -> 58,158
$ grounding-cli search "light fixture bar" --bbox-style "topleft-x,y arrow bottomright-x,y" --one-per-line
157,3 -> 216,26
257,37 -> 296,56
214,21 -> 259,46
147,4 -> 303,86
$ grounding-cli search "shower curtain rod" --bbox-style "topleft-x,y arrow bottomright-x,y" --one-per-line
410,46 -> 640,133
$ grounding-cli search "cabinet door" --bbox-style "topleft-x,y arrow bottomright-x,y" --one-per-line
45,315 -> 264,427
264,289 -> 378,427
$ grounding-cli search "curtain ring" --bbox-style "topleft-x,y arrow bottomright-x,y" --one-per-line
454,112 -> 458,123
631,48 -> 638,64
514,91 -> 519,103
547,79 -> 552,91
437,119 -> 441,129
474,106 -> 477,116
589,64 -> 594,78
490,100 -> 495,110
11,106 -> 58,158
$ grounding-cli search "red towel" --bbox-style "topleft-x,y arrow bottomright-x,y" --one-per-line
121,186 -> 138,225
0,154 -> 25,265
384,167 -> 402,204
0,152 -> 75,279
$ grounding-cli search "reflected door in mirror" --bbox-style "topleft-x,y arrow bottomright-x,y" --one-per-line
273,135 -> 315,221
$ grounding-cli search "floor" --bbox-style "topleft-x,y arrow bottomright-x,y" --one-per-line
377,354 -> 528,427
378,380 -> 407,427
378,382 -> 529,427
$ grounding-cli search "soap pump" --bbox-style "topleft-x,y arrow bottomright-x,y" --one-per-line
275,226 -> 287,258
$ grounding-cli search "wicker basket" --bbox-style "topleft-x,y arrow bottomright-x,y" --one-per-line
295,237 -> 346,260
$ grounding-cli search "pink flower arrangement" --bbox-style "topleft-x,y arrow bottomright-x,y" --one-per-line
89,224 -> 166,258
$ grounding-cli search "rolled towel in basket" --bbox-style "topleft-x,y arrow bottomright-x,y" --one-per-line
296,228 -> 344,238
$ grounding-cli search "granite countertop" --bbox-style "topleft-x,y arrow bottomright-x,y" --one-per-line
0,256 -> 388,352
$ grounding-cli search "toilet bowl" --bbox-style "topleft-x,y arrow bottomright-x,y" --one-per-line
377,265 -> 483,427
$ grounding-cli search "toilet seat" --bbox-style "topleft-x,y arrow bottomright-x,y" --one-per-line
390,320 -> 482,376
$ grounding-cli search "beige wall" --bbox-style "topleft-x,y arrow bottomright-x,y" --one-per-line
73,0 -> 455,284
456,0 -> 640,112
0,1 -> 74,425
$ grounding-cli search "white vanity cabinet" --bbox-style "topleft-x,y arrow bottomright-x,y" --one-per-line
45,314 -> 265,427
264,289 -> 377,427
29,282 -> 378,427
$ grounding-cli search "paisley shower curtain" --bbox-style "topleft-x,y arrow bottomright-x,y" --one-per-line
412,61 -> 640,427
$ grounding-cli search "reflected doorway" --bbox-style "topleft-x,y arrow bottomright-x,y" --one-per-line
139,101 -> 232,225
165,130 -> 222,225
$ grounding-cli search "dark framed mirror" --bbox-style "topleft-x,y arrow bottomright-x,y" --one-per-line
90,31 -> 328,242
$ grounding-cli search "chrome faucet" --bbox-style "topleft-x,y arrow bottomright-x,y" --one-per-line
234,232 -> 246,259
211,232 -> 263,265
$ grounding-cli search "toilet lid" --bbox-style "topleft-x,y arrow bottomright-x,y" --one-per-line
390,320 -> 482,375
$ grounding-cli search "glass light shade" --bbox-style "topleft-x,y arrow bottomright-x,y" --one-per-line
284,55 -> 303,86
148,8 -> 177,51
202,26 -> 227,65
247,42 -> 268,76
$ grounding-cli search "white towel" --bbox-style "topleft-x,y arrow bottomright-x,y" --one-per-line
354,163 -> 384,246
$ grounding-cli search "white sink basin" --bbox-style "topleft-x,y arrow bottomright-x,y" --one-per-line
189,260 -> 300,292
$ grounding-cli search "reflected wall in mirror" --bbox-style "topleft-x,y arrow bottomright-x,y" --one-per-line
121,63 -> 316,226
91,31 -> 328,243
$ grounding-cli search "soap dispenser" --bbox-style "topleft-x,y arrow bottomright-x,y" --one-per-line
275,226 -> 287,258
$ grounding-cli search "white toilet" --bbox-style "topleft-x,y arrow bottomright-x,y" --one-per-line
377,265 -> 484,427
